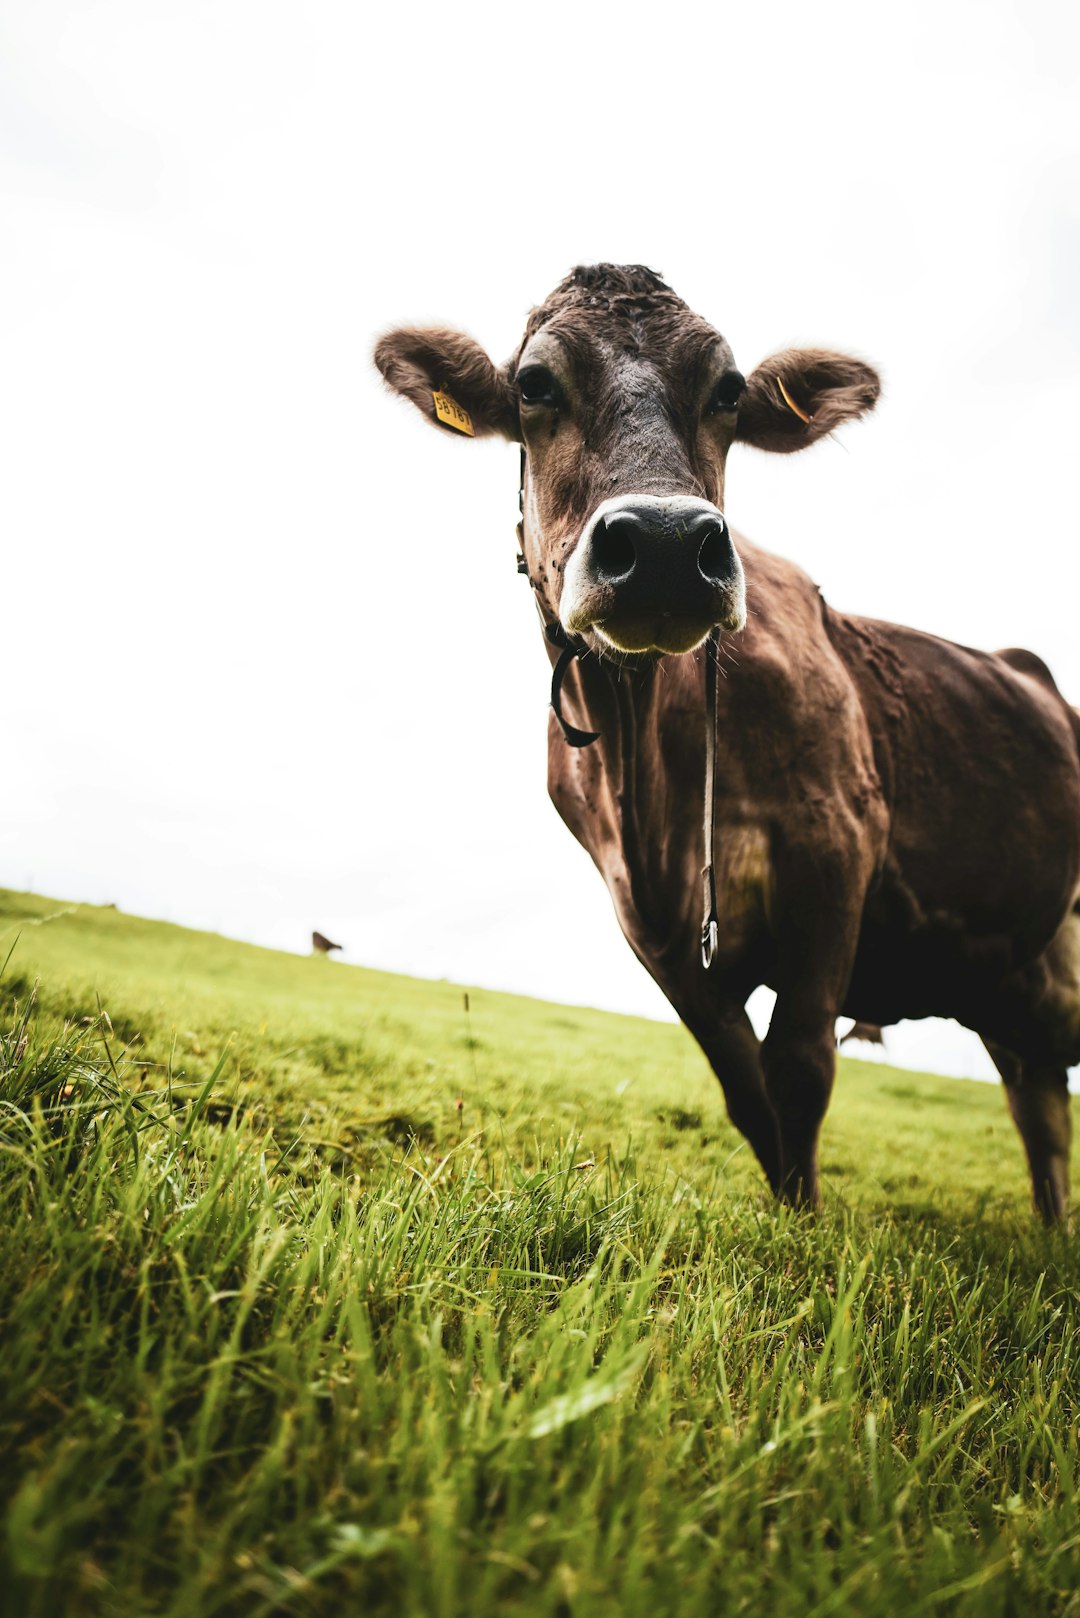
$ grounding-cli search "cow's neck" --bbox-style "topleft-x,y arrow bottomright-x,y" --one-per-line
554,637 -> 701,953
604,662 -> 657,883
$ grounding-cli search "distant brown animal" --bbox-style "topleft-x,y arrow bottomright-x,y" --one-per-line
312,932 -> 342,955
375,264 -> 1079,1223
840,1021 -> 885,1049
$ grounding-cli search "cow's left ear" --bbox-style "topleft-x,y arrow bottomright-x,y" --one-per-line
374,326 -> 518,440
735,348 -> 880,453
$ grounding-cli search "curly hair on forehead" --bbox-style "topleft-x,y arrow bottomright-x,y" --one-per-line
523,263 -> 689,342
564,263 -> 674,297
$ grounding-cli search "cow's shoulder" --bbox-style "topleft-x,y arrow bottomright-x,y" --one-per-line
719,540 -> 884,821
734,536 -> 828,636
727,537 -> 858,705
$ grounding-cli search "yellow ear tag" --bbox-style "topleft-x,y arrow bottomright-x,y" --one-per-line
432,390 -> 474,436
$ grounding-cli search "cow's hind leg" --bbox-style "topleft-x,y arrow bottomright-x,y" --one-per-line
983,1039 -> 1072,1224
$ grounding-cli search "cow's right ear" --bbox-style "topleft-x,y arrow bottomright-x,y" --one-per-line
373,326 -> 518,440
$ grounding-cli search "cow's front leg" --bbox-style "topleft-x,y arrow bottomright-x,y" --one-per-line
693,1009 -> 783,1194
760,998 -> 838,1206
758,844 -> 869,1205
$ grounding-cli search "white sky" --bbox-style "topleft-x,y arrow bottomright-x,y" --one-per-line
2,0 -> 1078,1084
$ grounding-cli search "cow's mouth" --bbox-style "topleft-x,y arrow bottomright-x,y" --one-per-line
593,610 -> 732,657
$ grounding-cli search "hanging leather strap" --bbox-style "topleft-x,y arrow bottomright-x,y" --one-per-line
545,621 -> 601,748
517,448 -> 600,748
700,627 -> 720,969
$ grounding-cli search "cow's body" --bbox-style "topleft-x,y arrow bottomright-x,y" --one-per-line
376,263 -> 1078,1220
545,537 -> 1080,1215
550,536 -> 1080,1042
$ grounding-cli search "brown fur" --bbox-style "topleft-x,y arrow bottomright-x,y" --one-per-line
374,265 -> 1079,1224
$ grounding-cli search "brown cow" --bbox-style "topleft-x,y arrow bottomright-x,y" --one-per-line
375,264 -> 1080,1223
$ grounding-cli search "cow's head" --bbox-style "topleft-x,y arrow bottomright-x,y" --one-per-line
375,265 -> 879,656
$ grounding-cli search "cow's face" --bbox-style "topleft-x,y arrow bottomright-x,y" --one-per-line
375,265 -> 880,656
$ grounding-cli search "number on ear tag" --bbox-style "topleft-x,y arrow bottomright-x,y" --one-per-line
433,391 -> 474,436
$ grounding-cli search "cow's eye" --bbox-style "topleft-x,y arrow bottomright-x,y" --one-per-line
705,372 -> 746,416
518,366 -> 560,407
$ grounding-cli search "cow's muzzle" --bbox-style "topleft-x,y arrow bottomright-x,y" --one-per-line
560,495 -> 746,654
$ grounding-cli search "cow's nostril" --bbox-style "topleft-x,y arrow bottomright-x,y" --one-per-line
592,516 -> 638,582
696,518 -> 733,585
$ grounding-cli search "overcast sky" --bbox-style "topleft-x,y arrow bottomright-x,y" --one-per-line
3,0 -> 1079,1084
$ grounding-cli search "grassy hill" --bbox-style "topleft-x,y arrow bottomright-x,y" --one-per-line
0,889 -> 1076,1617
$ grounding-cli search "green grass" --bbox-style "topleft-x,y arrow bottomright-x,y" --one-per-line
0,889 -> 1076,1617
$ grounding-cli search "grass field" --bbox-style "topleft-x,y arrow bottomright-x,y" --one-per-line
0,888 -> 1077,1617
